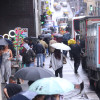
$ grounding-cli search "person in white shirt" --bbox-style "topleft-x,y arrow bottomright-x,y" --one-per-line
50,49 -> 63,78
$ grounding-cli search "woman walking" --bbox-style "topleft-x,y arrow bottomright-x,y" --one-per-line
1,45 -> 13,83
50,49 -> 63,78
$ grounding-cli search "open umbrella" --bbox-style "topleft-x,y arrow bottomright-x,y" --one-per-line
51,43 -> 71,51
5,38 -> 12,45
9,91 -> 37,100
0,38 -> 8,45
68,39 -> 76,45
29,77 -> 74,95
14,67 -> 55,81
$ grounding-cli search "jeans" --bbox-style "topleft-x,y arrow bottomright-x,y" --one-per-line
37,53 -> 43,67
55,67 -> 63,78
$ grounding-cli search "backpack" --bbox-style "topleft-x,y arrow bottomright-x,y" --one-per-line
23,49 -> 35,64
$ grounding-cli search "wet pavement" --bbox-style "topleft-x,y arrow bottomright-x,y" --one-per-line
0,53 -> 99,100
43,53 -> 99,100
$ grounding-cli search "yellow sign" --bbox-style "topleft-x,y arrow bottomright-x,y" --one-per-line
47,10 -> 52,15
46,7 -> 49,10
46,1 -> 48,4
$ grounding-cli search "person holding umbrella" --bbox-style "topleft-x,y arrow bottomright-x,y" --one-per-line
3,76 -> 22,99
49,49 -> 63,78
1,45 -> 13,83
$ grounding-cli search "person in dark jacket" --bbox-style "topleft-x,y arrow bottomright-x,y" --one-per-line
34,40 -> 45,67
22,44 -> 35,67
72,40 -> 81,74
3,76 -> 22,99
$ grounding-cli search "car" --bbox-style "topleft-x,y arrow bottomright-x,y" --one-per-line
60,2 -> 67,7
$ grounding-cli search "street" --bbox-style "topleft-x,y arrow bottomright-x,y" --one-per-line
0,0 -> 100,100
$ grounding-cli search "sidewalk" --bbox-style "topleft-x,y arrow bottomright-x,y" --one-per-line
43,54 -> 99,100
0,54 -> 99,100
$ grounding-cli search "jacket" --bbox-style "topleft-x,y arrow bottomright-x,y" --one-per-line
22,49 -> 35,64
40,40 -> 48,54
34,43 -> 45,54
50,53 -> 63,71
49,39 -> 57,53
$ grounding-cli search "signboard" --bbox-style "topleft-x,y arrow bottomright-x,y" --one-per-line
22,28 -> 28,37
47,10 -> 52,15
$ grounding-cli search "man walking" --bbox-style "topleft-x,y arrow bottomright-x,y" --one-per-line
72,40 -> 81,74
39,38 -> 48,66
34,40 -> 45,67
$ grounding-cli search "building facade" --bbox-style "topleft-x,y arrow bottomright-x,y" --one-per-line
67,0 -> 87,16
84,0 -> 96,16
0,0 -> 41,37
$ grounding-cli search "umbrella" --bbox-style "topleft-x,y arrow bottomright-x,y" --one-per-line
0,38 -> 8,45
29,77 -> 74,95
14,67 -> 55,81
68,39 -> 76,45
42,34 -> 51,38
5,38 -> 12,45
9,91 -> 37,100
51,43 -> 71,51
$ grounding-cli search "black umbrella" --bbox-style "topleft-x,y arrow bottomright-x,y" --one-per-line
5,38 -> 12,45
9,91 -> 37,100
0,38 -> 8,45
14,67 -> 55,81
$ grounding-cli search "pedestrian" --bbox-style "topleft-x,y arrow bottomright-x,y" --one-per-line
39,37 -> 48,66
28,39 -> 34,49
49,37 -> 57,55
22,43 -> 35,67
69,44 -> 74,60
1,45 -> 13,83
72,40 -> 81,74
3,76 -> 22,99
44,37 -> 50,57
49,49 -> 63,78
34,40 -> 45,67
33,95 -> 45,100
44,94 -> 63,100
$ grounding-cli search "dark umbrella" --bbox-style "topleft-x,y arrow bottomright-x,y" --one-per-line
5,38 -> 12,45
0,38 -> 8,45
9,91 -> 37,100
14,67 -> 55,81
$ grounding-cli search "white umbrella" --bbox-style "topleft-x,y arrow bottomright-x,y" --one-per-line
51,43 -> 71,51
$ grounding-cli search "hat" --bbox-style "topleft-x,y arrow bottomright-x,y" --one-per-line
23,43 -> 30,51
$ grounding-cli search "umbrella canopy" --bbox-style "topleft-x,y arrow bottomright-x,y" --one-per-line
9,91 -> 37,100
0,38 -> 8,45
68,39 -> 76,45
51,43 -> 71,51
29,77 -> 74,95
5,38 -> 12,45
14,67 -> 55,81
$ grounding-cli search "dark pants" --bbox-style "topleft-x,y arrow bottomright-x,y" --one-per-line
55,67 -> 63,78
74,58 -> 80,73
69,50 -> 73,60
